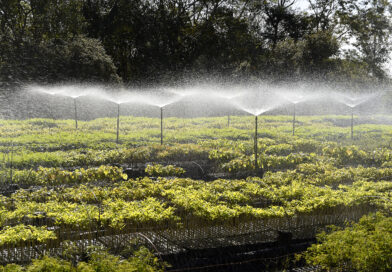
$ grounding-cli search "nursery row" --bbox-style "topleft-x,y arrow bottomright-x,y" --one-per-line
0,176 -> 389,246
2,142 -> 392,174
0,116 -> 391,151
3,162 -> 392,187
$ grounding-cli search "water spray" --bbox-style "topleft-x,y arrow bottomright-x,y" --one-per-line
142,92 -> 184,145
333,92 -> 378,141
233,94 -> 282,176
276,92 -> 312,136
28,85 -> 96,127
92,92 -> 139,144
208,91 -> 245,129
69,95 -> 84,130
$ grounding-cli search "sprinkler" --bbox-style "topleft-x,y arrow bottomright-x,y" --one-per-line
351,107 -> 354,140
292,103 -> 296,136
116,104 -> 120,144
96,94 -> 136,144
254,115 -> 258,170
208,92 -> 244,129
333,92 -> 378,141
73,98 -> 78,129
141,92 -> 184,145
160,107 -> 163,145
28,85 -> 93,125
276,92 -> 314,136
233,103 -> 278,177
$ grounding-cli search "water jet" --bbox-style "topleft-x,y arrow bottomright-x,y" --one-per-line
68,95 -> 85,130
28,85 -> 95,128
210,91 -> 245,128
109,101 -> 133,144
143,91 -> 184,145
95,91 -> 140,144
334,92 -> 378,140
233,91 -> 285,174
276,91 -> 315,136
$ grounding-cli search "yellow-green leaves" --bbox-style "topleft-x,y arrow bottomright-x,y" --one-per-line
304,213 -> 392,272
10,166 -> 127,185
145,164 -> 185,177
101,198 -> 178,229
0,225 -> 56,246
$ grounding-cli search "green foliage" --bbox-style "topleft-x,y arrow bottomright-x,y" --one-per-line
145,164 -> 185,177
338,0 -> 392,80
58,36 -> 120,83
269,31 -> 341,79
0,225 -> 56,246
303,31 -> 339,65
7,166 -> 127,185
221,153 -> 313,173
0,264 -> 24,272
27,256 -> 74,272
84,247 -> 165,272
35,165 -> 127,185
304,213 -> 392,272
0,172 -> 390,231
1,0 -> 390,83
102,197 -> 178,229
0,116 -> 392,270
0,247 -> 165,272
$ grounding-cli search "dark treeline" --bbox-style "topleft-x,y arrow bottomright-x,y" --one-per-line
0,0 -> 391,88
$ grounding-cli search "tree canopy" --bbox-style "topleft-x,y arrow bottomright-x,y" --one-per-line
0,0 -> 391,87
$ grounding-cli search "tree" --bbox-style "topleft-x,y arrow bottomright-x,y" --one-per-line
250,0 -> 301,48
302,30 -> 339,66
29,0 -> 85,42
0,1 -> 119,85
338,0 -> 392,80
267,38 -> 305,79
307,0 -> 338,31
0,36 -> 120,84
267,30 -> 339,80
0,0 -> 85,45
1,0 -> 391,84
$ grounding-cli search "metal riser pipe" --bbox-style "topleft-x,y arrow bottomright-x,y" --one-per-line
74,99 -> 78,129
255,115 -> 258,170
161,107 -> 163,145
351,108 -> 354,140
292,104 -> 296,136
116,104 -> 120,144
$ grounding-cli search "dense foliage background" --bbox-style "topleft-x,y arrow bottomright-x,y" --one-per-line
0,0 -> 391,87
